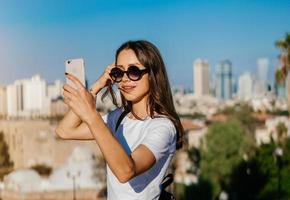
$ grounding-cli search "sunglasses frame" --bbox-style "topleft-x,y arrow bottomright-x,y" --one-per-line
109,65 -> 149,83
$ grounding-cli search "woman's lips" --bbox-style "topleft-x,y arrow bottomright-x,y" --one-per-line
120,85 -> 136,92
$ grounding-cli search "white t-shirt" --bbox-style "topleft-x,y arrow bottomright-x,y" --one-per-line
102,108 -> 177,200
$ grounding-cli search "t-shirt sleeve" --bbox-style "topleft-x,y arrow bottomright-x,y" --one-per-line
101,113 -> 108,124
141,119 -> 176,162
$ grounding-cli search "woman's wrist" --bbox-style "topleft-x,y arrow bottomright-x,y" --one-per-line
85,109 -> 101,127
89,81 -> 104,96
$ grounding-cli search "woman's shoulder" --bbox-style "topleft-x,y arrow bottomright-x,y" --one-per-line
142,116 -> 177,153
104,107 -> 123,122
147,115 -> 176,134
108,107 -> 123,115
150,114 -> 173,124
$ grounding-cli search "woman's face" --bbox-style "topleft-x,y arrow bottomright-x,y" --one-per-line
116,49 -> 150,104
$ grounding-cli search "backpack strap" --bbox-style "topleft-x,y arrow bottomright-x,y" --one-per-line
115,110 -> 130,132
160,173 -> 174,190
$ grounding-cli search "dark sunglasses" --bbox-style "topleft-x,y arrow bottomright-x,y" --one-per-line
109,65 -> 149,83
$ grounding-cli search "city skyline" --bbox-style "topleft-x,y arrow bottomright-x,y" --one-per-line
1,0 -> 290,89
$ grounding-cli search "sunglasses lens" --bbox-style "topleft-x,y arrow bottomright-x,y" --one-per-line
110,66 -> 148,82
110,68 -> 123,82
128,66 -> 142,81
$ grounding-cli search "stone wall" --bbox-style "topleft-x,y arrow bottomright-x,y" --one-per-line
1,189 -> 106,200
0,120 -> 102,169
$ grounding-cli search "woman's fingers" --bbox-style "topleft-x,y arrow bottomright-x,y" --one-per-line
89,63 -> 116,94
104,63 -> 116,80
63,90 -> 76,102
63,96 -> 71,106
65,73 -> 85,91
106,63 -> 116,73
63,83 -> 79,97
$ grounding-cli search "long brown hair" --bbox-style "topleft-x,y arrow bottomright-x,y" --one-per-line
102,40 -> 184,149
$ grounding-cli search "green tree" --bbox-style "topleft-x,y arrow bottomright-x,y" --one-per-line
0,131 -> 12,166
276,122 -> 288,145
31,164 -> 52,177
0,131 -> 13,179
229,138 -> 290,200
275,32 -> 290,111
199,120 -> 253,198
175,179 -> 213,200
275,68 -> 286,86
275,33 -> 290,70
220,103 -> 262,135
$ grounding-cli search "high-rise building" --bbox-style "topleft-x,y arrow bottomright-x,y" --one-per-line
254,58 -> 270,96
0,85 -> 7,116
232,77 -> 238,96
257,58 -> 269,84
6,75 -> 50,117
23,75 -> 47,113
193,59 -> 210,97
47,80 -> 63,100
286,72 -> 290,110
7,81 -> 23,117
215,60 -> 232,100
238,73 -> 253,101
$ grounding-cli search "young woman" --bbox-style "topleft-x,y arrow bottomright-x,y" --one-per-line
56,40 -> 184,199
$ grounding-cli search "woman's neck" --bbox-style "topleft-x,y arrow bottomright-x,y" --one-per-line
129,96 -> 149,120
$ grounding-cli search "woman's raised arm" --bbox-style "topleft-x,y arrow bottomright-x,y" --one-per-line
55,64 -> 115,140
55,109 -> 94,140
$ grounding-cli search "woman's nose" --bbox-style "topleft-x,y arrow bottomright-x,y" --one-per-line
121,73 -> 130,82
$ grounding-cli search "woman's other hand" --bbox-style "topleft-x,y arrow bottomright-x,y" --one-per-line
89,63 -> 115,95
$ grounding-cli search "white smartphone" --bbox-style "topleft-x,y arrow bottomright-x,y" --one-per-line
65,58 -> 86,89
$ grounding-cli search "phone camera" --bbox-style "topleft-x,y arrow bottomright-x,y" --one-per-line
67,60 -> 71,64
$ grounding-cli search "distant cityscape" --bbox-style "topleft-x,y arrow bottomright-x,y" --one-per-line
0,57 -> 289,119
192,57 -> 287,101
0,57 -> 290,200
1,0 -> 290,198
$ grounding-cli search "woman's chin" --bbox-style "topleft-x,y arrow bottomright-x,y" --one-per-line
122,93 -> 142,103
121,90 -> 149,104
121,92 -> 135,101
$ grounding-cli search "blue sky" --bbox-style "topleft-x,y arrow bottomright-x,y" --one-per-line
0,0 -> 290,89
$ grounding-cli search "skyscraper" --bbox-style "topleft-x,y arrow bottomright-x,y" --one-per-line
254,58 -> 269,96
287,72 -> 290,110
257,58 -> 269,85
238,73 -> 253,101
6,75 -> 50,117
7,83 -> 20,117
47,80 -> 63,100
215,60 -> 232,100
0,85 -> 7,116
193,59 -> 210,97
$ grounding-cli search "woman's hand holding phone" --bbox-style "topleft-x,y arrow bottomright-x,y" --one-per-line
63,62 -> 115,122
65,58 -> 86,90
63,73 -> 97,124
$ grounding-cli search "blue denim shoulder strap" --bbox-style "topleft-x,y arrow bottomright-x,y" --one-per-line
115,110 -> 130,132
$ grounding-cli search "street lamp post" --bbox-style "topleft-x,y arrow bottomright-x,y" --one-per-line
67,171 -> 81,200
274,147 -> 283,200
